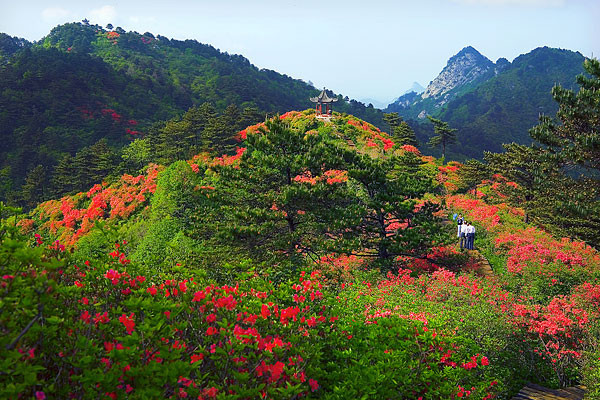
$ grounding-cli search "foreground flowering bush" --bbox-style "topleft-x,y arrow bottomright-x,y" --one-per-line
0,234 -> 332,398
2,215 -> 505,399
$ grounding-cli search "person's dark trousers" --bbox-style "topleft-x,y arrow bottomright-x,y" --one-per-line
471,233 -> 475,249
460,233 -> 466,250
466,233 -> 472,249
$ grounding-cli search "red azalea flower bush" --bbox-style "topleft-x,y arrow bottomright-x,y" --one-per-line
28,165 -> 161,246
0,236 -> 336,398
447,190 -> 600,388
1,229 -> 509,399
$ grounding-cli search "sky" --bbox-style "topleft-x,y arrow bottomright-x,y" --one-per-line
2,0 -> 599,105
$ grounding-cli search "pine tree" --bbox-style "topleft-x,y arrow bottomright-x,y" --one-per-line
51,154 -> 76,196
526,58 -> 600,245
530,58 -> 600,175
347,152 -> 441,269
393,121 -> 418,147
427,116 -> 457,159
484,143 -> 558,224
383,112 -> 401,135
20,165 -> 48,209
211,116 -> 441,271
457,159 -> 489,198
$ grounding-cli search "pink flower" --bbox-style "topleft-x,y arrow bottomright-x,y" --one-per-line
35,392 -> 46,400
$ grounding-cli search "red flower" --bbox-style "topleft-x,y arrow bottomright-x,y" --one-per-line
309,379 -> 319,392
192,291 -> 206,302
119,313 -> 135,334
261,304 -> 271,319
206,326 -> 218,336
191,353 -> 204,364
481,356 -> 489,366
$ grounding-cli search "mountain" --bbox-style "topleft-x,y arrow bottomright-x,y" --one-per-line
438,47 -> 586,159
388,46 -> 497,119
386,46 -> 586,160
358,98 -> 389,109
404,81 -> 425,95
0,23 -> 384,205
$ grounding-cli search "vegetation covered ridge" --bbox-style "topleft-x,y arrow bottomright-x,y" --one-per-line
0,22 -> 385,207
2,109 -> 600,399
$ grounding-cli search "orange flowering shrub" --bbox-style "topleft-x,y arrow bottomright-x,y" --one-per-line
32,165 -> 161,246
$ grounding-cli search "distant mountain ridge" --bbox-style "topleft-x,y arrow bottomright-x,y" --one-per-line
388,46 -> 500,118
404,82 -> 425,95
386,45 -> 586,160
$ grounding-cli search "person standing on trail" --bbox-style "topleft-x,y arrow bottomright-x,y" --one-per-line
456,214 -> 464,238
469,223 -> 476,250
459,221 -> 467,250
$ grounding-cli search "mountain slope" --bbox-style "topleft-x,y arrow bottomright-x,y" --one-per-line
0,22 -> 383,204
389,46 -> 585,160
387,46 -> 497,118
438,47 -> 586,159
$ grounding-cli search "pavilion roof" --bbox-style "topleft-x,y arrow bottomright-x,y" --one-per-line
310,88 -> 338,103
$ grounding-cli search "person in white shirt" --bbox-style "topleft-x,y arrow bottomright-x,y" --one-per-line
466,223 -> 476,250
459,221 -> 468,250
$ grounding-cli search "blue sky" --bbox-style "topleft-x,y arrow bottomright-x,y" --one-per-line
2,0 -> 598,104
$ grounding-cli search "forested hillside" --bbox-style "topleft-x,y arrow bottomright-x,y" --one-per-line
389,47 -> 585,160
0,23 -> 383,207
438,47 -> 585,159
2,103 -> 600,398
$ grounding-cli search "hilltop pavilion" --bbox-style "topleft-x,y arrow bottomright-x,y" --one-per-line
310,88 -> 338,117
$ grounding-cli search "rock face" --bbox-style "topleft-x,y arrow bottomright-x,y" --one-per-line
421,46 -> 494,100
386,46 -> 497,117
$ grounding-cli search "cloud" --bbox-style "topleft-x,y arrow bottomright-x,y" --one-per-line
42,7 -> 71,21
450,0 -> 565,6
89,5 -> 117,27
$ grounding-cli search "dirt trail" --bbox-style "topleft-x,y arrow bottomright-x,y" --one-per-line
511,383 -> 585,400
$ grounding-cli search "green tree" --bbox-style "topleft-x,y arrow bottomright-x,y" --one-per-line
383,112 -> 401,135
121,138 -> 152,172
347,152 -> 440,269
527,58 -> 600,244
214,117 -> 355,267
51,154 -> 76,196
20,165 -> 48,209
484,143 -> 558,224
427,116 -> 457,159
530,58 -> 600,176
393,121 -> 418,147
457,159 -> 489,198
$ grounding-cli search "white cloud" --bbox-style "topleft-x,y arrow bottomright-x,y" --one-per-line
450,0 -> 565,6
42,7 -> 71,21
89,5 -> 117,27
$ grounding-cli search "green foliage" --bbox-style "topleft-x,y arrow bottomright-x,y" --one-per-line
383,112 -> 401,135
390,47 -> 586,160
0,22 -> 385,205
456,159 -> 489,195
483,58 -> 600,246
392,121 -> 418,147
427,116 -> 457,159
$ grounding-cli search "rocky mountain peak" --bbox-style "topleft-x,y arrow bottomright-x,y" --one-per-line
421,46 -> 494,100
